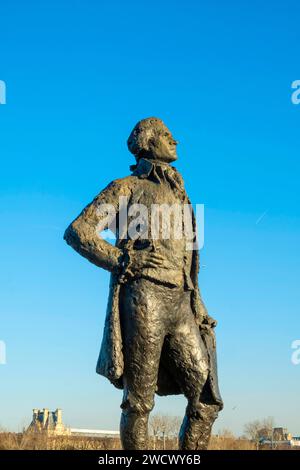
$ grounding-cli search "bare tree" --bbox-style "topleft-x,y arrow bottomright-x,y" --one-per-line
149,414 -> 162,450
244,420 -> 262,450
149,414 -> 181,450
160,415 -> 174,450
260,417 -> 275,448
244,417 -> 275,450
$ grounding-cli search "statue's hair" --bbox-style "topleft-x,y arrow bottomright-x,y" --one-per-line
127,117 -> 168,156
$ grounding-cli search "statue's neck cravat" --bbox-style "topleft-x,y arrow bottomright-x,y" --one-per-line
130,158 -> 186,202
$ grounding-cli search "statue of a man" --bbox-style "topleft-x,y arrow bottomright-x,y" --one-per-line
64,117 -> 223,449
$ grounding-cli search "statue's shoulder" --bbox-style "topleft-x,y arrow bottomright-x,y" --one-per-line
104,174 -> 137,191
96,174 -> 138,201
112,174 -> 137,186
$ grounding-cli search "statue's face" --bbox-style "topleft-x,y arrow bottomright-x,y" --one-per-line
148,127 -> 178,163
128,118 -> 179,163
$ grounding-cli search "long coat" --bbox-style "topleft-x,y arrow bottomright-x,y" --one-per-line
64,159 -> 223,408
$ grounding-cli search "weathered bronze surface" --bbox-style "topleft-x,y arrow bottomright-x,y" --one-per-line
64,117 -> 223,449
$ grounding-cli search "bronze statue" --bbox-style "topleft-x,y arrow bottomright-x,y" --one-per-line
64,117 -> 223,449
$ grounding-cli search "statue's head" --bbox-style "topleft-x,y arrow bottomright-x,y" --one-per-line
127,117 -> 178,163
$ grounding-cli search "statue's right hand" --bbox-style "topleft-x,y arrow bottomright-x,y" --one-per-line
129,250 -> 165,272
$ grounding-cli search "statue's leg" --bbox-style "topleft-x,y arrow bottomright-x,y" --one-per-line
163,290 -> 220,450
119,385 -> 153,450
178,400 -> 220,450
119,279 -> 167,450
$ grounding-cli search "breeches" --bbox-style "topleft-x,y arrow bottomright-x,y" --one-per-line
119,278 -> 209,414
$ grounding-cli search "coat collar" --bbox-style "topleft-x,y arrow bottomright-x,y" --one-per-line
130,157 -> 174,179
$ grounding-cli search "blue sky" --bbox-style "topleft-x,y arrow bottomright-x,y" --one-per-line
1,0 -> 300,435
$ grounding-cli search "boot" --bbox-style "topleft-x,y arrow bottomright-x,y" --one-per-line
120,410 -> 149,450
179,403 -> 219,450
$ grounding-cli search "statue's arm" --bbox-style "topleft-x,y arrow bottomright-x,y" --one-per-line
64,180 -> 127,273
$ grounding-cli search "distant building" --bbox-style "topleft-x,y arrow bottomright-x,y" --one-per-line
27,408 -> 119,439
260,427 -> 300,448
70,428 -> 119,438
28,408 -> 70,436
291,436 -> 300,447
273,427 -> 292,441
